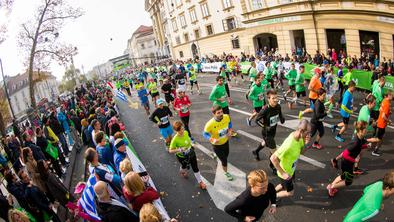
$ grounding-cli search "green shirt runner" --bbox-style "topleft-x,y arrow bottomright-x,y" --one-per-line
248,83 -> 265,108
344,181 -> 383,222
209,84 -> 228,108
286,69 -> 297,86
295,71 -> 306,93
274,132 -> 304,179
170,131 -> 192,158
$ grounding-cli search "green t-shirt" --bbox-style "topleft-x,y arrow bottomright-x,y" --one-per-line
372,80 -> 383,111
343,71 -> 353,85
274,132 -> 304,179
209,84 -> 228,108
286,69 -> 297,86
295,71 -> 306,92
147,82 -> 158,94
249,83 -> 265,108
219,71 -> 227,84
189,70 -> 197,81
358,105 -> 373,131
170,131 -> 192,158
249,67 -> 257,81
344,181 -> 383,222
264,67 -> 273,80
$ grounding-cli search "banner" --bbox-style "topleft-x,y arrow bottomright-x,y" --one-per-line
240,62 -> 251,74
201,62 -> 222,73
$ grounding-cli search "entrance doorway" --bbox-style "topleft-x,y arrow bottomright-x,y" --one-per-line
326,29 -> 346,53
191,43 -> 199,59
290,30 -> 305,55
253,33 -> 278,53
359,30 -> 379,58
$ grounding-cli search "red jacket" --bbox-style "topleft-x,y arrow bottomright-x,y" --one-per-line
174,96 -> 191,117
123,186 -> 160,211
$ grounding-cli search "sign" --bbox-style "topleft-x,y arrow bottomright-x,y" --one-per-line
201,62 -> 222,73
377,16 -> 394,24
247,15 -> 301,27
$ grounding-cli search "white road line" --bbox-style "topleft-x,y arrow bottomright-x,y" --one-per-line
229,107 -> 252,116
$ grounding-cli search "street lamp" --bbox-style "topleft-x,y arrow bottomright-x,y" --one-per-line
0,58 -> 15,119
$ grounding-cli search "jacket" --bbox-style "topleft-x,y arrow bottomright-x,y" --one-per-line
49,114 -> 64,134
95,198 -> 138,222
44,172 -> 75,206
57,111 -> 70,132
24,141 -> 46,161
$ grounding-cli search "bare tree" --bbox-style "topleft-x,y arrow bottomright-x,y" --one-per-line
0,0 -> 14,44
18,0 -> 82,108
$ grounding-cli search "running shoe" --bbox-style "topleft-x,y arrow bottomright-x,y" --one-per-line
210,152 -> 218,160
199,181 -> 207,190
312,143 -> 323,149
353,168 -> 366,175
330,158 -> 338,169
298,111 -> 303,120
335,135 -> 345,142
252,150 -> 260,161
246,117 -> 252,126
224,172 -> 234,181
371,150 -> 382,157
327,113 -> 333,118
327,184 -> 336,197
231,131 -> 238,137
180,169 -> 188,178
331,125 -> 337,133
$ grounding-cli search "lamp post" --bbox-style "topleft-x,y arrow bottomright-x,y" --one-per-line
0,58 -> 15,119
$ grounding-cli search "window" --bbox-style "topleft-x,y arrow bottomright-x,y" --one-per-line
175,36 -> 181,44
189,8 -> 197,23
231,37 -> 240,49
265,0 -> 277,7
179,14 -> 187,27
194,29 -> 200,39
222,17 -> 237,31
179,51 -> 184,58
251,0 -> 264,10
206,24 -> 213,35
172,19 -> 178,32
141,43 -> 145,49
222,0 -> 232,9
201,2 -> 210,17
184,33 -> 189,42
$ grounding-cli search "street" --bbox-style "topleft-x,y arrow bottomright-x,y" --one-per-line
117,74 -> 394,222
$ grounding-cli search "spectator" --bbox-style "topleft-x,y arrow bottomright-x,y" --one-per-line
22,133 -> 46,161
22,148 -> 47,194
113,138 -> 127,175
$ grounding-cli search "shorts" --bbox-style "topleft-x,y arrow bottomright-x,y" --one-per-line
280,175 -> 295,192
342,117 -> 350,125
262,127 -> 277,149
151,92 -> 159,98
296,91 -> 306,98
309,98 -> 317,109
376,127 -> 385,140
212,141 -> 229,167
164,94 -> 174,103
159,125 -> 173,139
222,106 -> 230,115
371,110 -> 379,120
289,85 -> 295,91
190,80 -> 198,86
254,106 -> 262,113
141,101 -> 150,109
310,121 -> 324,137
340,159 -> 355,186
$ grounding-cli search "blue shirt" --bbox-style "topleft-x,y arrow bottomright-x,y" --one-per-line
113,150 -> 127,175
340,90 -> 353,118
137,89 -> 149,104
96,143 -> 115,169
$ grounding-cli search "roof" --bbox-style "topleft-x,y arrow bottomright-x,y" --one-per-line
132,25 -> 153,38
5,71 -> 55,95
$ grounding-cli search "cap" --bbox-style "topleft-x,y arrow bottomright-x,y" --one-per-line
114,138 -> 126,149
156,98 -> 165,105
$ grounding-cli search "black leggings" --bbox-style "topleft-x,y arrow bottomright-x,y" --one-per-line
180,115 -> 192,138
177,149 -> 199,172
213,141 -> 229,167
224,83 -> 230,97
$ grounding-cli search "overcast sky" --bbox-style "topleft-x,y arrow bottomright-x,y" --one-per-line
0,0 -> 151,80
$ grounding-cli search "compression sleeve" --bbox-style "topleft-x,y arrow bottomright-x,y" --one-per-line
229,121 -> 233,129
203,132 -> 211,140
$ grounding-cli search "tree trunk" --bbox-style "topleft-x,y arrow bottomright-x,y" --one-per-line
0,111 -> 6,137
28,53 -> 36,108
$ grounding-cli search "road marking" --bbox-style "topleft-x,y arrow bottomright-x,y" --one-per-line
229,107 -> 251,116
286,114 -> 334,128
194,143 -> 246,211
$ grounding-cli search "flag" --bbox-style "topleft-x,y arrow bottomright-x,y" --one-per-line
79,175 -> 101,221
107,81 -> 114,89
115,89 -> 127,102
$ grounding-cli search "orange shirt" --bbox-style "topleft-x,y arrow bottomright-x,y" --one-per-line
308,75 -> 322,100
377,98 -> 391,128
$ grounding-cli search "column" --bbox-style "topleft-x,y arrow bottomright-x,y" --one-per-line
345,29 -> 360,57
380,32 -> 393,60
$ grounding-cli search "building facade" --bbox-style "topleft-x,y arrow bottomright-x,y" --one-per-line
5,71 -> 59,118
127,25 -> 160,66
150,0 -> 394,61
91,61 -> 113,79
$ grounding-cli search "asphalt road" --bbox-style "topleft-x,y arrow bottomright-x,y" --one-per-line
117,74 -> 394,222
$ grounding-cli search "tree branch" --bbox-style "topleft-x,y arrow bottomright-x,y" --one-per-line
21,24 -> 34,41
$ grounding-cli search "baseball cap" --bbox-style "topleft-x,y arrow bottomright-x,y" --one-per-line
156,98 -> 165,105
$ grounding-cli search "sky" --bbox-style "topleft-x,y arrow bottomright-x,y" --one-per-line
0,0 -> 151,80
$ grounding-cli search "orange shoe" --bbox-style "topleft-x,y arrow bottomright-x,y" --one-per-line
199,181 -> 207,190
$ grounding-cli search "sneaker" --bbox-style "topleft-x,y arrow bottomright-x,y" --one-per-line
231,131 -> 238,137
283,95 -> 288,102
331,158 -> 338,169
331,125 -> 337,133
298,111 -> 303,120
335,135 -> 345,142
224,172 -> 234,181
327,113 -> 333,118
353,168 -> 365,175
210,152 -> 218,160
312,143 -> 323,150
246,117 -> 252,126
180,169 -> 188,178
252,150 -> 260,161
199,181 -> 207,190
327,184 -> 335,197
371,150 -> 382,157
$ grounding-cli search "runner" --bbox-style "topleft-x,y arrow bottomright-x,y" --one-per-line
372,90 -> 392,156
209,76 -> 230,114
174,69 -> 187,92
203,105 -> 234,181
309,88 -> 327,149
188,66 -> 201,95
331,80 -> 356,142
295,64 -> 307,107
219,66 -> 232,104
246,73 -> 268,126
136,82 -> 150,115
343,171 -> 394,222
149,98 -> 174,149
284,63 -> 297,109
263,62 -> 274,89
173,88 -> 194,142
248,62 -> 258,88
224,170 -> 276,221
253,89 -> 285,169
169,121 -> 206,190
327,121 -> 380,197
371,74 -> 385,136
324,67 -> 339,118
299,68 -> 322,119
161,78 -> 175,107
147,78 -> 160,106
270,119 -> 311,198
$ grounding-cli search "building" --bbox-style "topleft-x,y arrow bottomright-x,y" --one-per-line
5,71 -> 59,118
127,25 -> 160,66
150,0 -> 394,60
91,61 -> 113,79
145,0 -> 172,59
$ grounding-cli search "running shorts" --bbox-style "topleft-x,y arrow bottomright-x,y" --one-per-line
212,141 -> 229,167
340,159 -> 355,186
159,125 -> 174,139
376,127 -> 385,140
296,91 -> 306,98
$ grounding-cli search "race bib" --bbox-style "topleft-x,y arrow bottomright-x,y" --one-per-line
160,116 -> 169,124
270,114 -> 279,127
218,128 -> 228,138
181,106 -> 189,113
258,93 -> 264,101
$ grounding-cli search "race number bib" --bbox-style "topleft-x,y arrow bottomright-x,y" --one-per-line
258,93 -> 264,101
218,128 -> 228,138
160,116 -> 169,124
181,106 -> 189,113
269,114 -> 279,127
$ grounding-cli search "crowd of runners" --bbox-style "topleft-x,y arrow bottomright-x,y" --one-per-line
0,48 -> 393,222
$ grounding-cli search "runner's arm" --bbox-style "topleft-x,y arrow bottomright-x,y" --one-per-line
255,107 -> 266,127
270,154 -> 287,178
224,195 -> 246,220
344,209 -> 379,222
